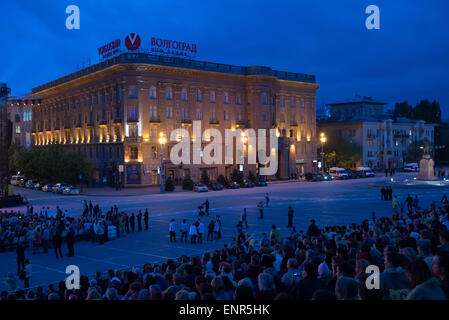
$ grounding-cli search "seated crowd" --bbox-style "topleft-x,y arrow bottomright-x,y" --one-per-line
2,196 -> 449,301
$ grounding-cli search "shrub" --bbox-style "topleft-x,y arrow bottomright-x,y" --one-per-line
182,174 -> 194,190
165,177 -> 175,192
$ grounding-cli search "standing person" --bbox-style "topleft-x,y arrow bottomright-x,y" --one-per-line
207,220 -> 215,242
406,194 -> 413,211
89,201 -> 93,217
392,196 -> 400,214
180,219 -> 188,243
197,219 -> 204,244
413,195 -> 420,209
16,242 -> 25,275
241,208 -> 248,229
124,213 -> 130,234
258,201 -> 264,219
388,187 -> 393,201
169,219 -> 176,242
23,259 -> 31,289
385,168 -> 389,177
144,208 -> 149,231
236,221 -> 245,242
215,216 -> 222,240
287,206 -> 294,228
53,228 -> 63,259
42,226 -> 50,254
371,211 -> 376,222
137,210 -> 143,232
130,213 -> 136,233
189,222 -> 198,244
265,193 -> 270,207
380,187 -> 385,200
203,200 -> 210,216
306,219 -> 320,237
66,227 -> 75,257
97,221 -> 105,245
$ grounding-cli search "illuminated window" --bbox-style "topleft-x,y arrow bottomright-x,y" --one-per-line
223,92 -> 229,104
130,146 -> 138,160
150,86 -> 157,99
196,89 -> 202,102
149,106 -> 157,120
128,85 -> 138,98
210,90 -> 216,103
166,87 -> 173,100
166,107 -> 173,119
15,126 -> 21,134
196,109 -> 202,120
181,88 -> 188,101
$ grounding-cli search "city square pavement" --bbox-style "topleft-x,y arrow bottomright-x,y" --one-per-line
1,173 -> 448,291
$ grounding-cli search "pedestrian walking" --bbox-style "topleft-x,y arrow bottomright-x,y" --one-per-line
16,242 -> 25,275
180,219 -> 188,243
258,201 -> 264,219
287,206 -> 294,228
197,219 -> 204,244
169,219 -> 176,242
380,187 -> 385,200
406,194 -> 413,211
144,208 -> 149,231
236,221 -> 245,242
203,199 -> 210,216
265,193 -> 270,207
214,216 -> 221,240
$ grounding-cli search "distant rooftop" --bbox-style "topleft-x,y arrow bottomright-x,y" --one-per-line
32,52 -> 316,94
326,95 -> 387,106
318,114 -> 433,125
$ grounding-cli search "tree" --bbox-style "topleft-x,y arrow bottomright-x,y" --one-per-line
165,177 -> 175,192
182,174 -> 194,190
200,170 -> 210,186
231,168 -> 244,185
217,174 -> 228,187
393,101 -> 414,120
247,170 -> 257,183
321,133 -> 362,169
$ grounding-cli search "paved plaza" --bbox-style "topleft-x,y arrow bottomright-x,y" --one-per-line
1,173 -> 448,291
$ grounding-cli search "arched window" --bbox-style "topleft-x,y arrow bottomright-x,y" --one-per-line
150,86 -> 157,99
196,89 -> 202,102
181,88 -> 188,101
128,85 -> 138,98
261,92 -> 267,105
166,87 -> 173,100
210,90 -> 216,103
223,92 -> 229,104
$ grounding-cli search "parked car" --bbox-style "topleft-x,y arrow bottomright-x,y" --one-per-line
25,180 -> 38,189
63,186 -> 80,195
255,178 -> 268,186
305,173 -> 323,181
345,170 -> 357,179
211,183 -> 224,191
53,183 -> 69,193
404,163 -> 419,172
319,172 -> 334,181
42,184 -> 53,192
33,182 -> 43,190
242,180 -> 255,188
10,175 -> 25,186
356,166 -> 376,177
194,183 -> 209,192
354,170 -> 367,178
227,182 -> 241,189
329,167 -> 349,180
18,179 -> 27,187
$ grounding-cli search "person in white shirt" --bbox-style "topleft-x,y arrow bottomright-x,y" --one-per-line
180,219 -> 188,243
189,222 -> 198,244
169,219 -> 176,242
197,220 -> 205,244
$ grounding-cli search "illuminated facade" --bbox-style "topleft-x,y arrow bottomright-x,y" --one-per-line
32,53 -> 319,186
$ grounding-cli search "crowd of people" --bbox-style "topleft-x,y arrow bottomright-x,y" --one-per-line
3,191 -> 449,300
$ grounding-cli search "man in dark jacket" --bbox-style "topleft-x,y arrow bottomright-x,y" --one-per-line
66,227 -> 75,257
144,208 -> 149,231
287,206 -> 294,228
53,229 -> 63,259
130,213 -> 136,232
137,210 -> 142,232
432,249 -> 449,299
292,262 -> 327,300
16,242 -> 26,274
307,220 -> 320,237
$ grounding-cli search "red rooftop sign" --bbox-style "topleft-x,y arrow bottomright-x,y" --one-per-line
98,38 -> 121,60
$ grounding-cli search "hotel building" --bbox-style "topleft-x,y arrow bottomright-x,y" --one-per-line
31,53 -> 319,186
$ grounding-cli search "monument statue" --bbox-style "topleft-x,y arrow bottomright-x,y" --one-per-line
418,154 -> 437,181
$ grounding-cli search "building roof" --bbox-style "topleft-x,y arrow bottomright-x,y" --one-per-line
317,115 -> 436,126
326,96 -> 387,106
32,52 -> 316,94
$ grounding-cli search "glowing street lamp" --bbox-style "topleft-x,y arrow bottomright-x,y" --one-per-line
320,132 -> 327,173
158,132 -> 167,193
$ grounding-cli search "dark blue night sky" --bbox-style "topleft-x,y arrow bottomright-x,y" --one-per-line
1,0 -> 448,118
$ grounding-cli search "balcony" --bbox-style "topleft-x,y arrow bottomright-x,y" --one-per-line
99,120 -> 108,127
127,117 -> 139,123
64,125 -> 71,130
209,120 -> 219,127
235,120 -> 247,128
125,136 -> 143,143
290,122 -> 298,127
180,118 -> 192,126
149,117 -> 161,124
113,118 -> 122,125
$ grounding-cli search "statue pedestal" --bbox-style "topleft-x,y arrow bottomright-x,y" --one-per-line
418,154 -> 438,181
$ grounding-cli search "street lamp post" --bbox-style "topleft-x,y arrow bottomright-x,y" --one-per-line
320,133 -> 327,173
158,132 -> 167,193
241,133 -> 248,177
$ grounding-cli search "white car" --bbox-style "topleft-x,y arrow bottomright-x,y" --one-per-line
53,183 -> 69,193
356,166 -> 375,177
329,167 -> 349,180
10,175 -> 25,186
404,163 -> 419,172
194,183 -> 209,192
63,186 -> 80,195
